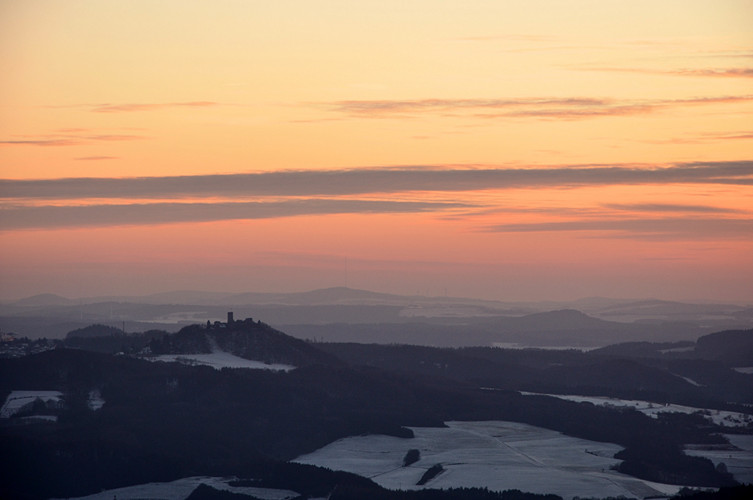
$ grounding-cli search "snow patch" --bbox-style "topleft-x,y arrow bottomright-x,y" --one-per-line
1,390 -> 63,418
51,476 -> 299,500
145,337 -> 296,371
20,415 -> 57,423
521,392 -> 753,428
659,346 -> 695,354
492,342 -> 596,351
87,389 -> 105,411
686,434 -> 753,484
733,367 -> 753,374
147,351 -> 295,371
294,420 -> 684,500
672,373 -> 704,387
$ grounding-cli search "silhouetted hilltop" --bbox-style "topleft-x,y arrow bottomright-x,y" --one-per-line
695,329 -> 753,365
591,329 -> 753,366
1,345 -> 739,499
66,324 -> 125,339
10,293 -> 75,307
148,317 -> 341,367
496,309 -> 606,330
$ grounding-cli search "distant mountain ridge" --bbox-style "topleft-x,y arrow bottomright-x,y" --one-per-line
10,286 -> 750,312
592,328 -> 753,366
10,293 -> 75,307
3,287 -> 752,345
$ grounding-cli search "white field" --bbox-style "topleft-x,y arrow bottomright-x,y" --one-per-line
294,420 -> 684,500
520,392 -> 753,428
492,343 -> 596,351
147,351 -> 295,371
686,434 -> 753,485
20,415 -> 58,423
52,476 -> 300,500
0,390 -> 63,418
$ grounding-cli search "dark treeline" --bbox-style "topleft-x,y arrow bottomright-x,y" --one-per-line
2,325 -> 751,498
318,340 -> 753,411
0,344 -> 740,499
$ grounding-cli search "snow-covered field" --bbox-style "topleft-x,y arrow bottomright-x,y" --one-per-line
520,392 -> 753,428
733,367 -> 753,374
52,476 -> 300,500
146,351 -> 295,371
686,434 -> 753,485
0,390 -> 63,418
492,343 -> 597,351
294,420 -> 684,500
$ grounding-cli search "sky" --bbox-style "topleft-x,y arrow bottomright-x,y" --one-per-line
1,0 -> 752,302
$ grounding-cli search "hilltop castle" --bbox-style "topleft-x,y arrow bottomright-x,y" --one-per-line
206,312 -> 257,330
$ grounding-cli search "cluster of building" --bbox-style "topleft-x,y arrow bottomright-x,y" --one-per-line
0,334 -> 58,359
205,312 -> 258,330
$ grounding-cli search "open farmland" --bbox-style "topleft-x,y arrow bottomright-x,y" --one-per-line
294,420 -> 684,499
51,476 -> 300,500
522,393 -> 753,428
685,434 -> 753,485
146,351 -> 295,371
0,390 -> 63,419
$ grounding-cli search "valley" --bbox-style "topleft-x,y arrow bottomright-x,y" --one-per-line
1,291 -> 752,499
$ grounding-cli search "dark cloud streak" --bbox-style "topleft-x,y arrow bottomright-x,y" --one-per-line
0,199 -> 471,231
0,134 -> 144,148
580,67 -> 753,78
2,161 -> 751,201
74,156 -> 118,161
603,203 -> 745,214
485,218 -> 753,241
91,101 -> 218,113
0,139 -> 82,147
327,95 -> 753,120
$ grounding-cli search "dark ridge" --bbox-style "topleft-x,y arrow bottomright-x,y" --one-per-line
148,318 -> 342,367
66,324 -> 125,339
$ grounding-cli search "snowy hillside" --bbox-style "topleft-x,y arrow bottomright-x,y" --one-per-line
0,390 -> 63,419
294,420 -> 685,500
521,392 -> 753,428
148,350 -> 294,371
50,476 -> 299,500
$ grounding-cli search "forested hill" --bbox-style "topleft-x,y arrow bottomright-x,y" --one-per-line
591,328 -> 753,365
59,317 -> 342,368
148,318 -> 342,367
1,343 -> 741,498
319,336 -> 753,411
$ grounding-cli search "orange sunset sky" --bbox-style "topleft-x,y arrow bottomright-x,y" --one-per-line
1,0 -> 752,302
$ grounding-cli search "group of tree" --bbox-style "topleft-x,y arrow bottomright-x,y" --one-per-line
1,325 -> 751,499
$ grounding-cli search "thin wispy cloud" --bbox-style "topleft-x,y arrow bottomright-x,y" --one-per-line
580,67 -> 753,78
644,131 -> 753,145
0,139 -> 82,147
0,199 -> 472,231
0,133 -> 145,148
454,34 -> 557,42
485,218 -> 753,241
603,203 -> 745,214
2,161 -> 751,201
91,101 -> 218,113
74,156 -> 118,161
674,68 -> 753,77
326,95 -> 753,120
